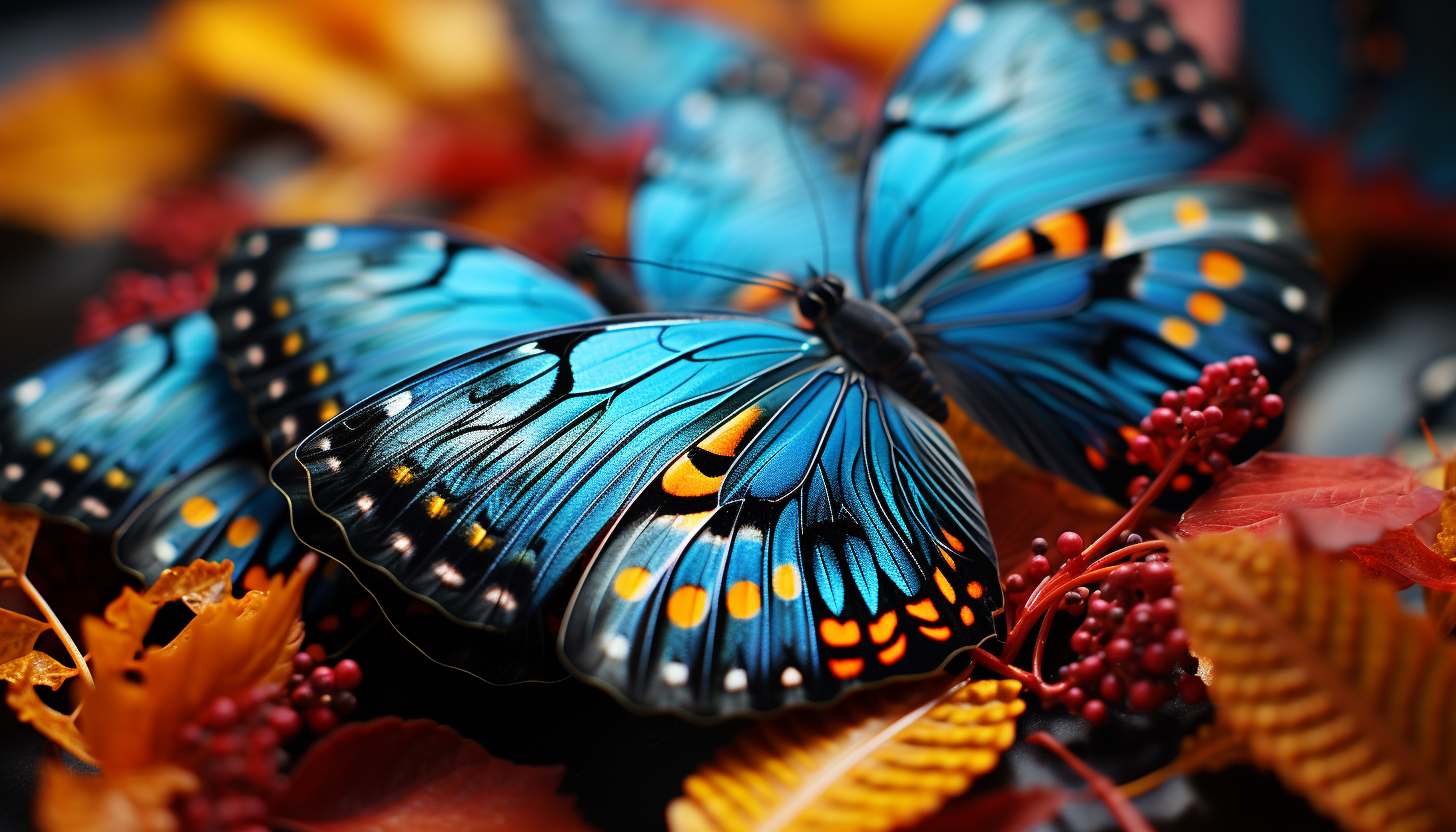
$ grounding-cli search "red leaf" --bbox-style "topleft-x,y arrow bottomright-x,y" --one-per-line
269,718 -> 593,832
908,786 -> 1072,832
1177,452 -> 1455,589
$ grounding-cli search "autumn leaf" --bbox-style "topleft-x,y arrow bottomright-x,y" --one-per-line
1177,451 -> 1455,589
1117,722 -> 1249,799
269,717 -> 592,832
0,651 -> 81,690
5,656 -> 94,764
1170,530 -> 1456,832
0,503 -> 39,580
35,761 -> 198,832
0,607 -> 49,664
668,677 -> 1024,832
142,557 -> 231,612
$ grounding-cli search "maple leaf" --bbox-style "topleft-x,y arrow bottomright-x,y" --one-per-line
0,503 -> 39,581
1176,451 -> 1455,589
1170,530 -> 1456,831
0,650 -> 80,690
268,717 -> 592,832
5,656 -> 94,764
668,677 -> 1024,832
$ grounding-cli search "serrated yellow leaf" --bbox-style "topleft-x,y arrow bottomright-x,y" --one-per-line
1171,530 -> 1456,832
668,677 -> 1024,832
142,558 -> 232,612
5,657 -> 94,764
1,651 -> 80,690
0,504 -> 39,581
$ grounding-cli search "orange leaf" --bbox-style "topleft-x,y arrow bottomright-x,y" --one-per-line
35,761 -> 198,832
142,558 -> 232,612
0,504 -> 40,580
0,650 -> 80,690
269,717 -> 593,832
5,656 -> 94,764
0,607 -> 49,664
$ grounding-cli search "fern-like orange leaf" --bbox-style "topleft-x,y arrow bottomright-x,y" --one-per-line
668,677 -> 1023,832
1171,530 -> 1456,832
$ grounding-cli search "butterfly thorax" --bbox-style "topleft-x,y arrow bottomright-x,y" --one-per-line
798,275 -> 948,422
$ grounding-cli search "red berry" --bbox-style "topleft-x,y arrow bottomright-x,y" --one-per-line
247,726 -> 279,752
1141,560 -> 1175,597
1079,654 -> 1105,680
1028,555 -> 1050,581
1150,407 -> 1179,434
1130,602 -> 1155,630
1261,394 -> 1284,417
1160,389 -> 1182,407
1176,673 -> 1207,704
1056,532 -> 1083,557
1152,597 -> 1179,628
1201,405 -> 1223,426
309,665 -> 335,693
1107,564 -> 1136,588
1088,598 -> 1111,617
1030,537 -> 1048,555
1005,573 -> 1026,594
1082,698 -> 1109,725
306,705 -> 340,734
332,690 -> 358,715
1129,434 -> 1153,460
1099,673 -> 1126,702
290,683 -> 316,708
1142,642 -> 1175,675
1164,628 -> 1190,657
1183,410 -> 1205,432
179,795 -> 213,831
208,731 -> 240,757
267,706 -> 302,740
1203,362 -> 1231,388
292,652 -> 315,674
1106,637 -> 1135,663
1128,679 -> 1160,712
203,696 -> 239,729
216,794 -> 267,827
179,723 -> 205,747
1225,377 -> 1244,395
333,659 -> 362,691
1060,686 -> 1087,712
1070,629 -> 1094,655
1139,415 -> 1155,434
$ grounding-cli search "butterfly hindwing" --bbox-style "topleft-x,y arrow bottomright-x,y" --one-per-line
210,223 -> 605,454
861,0 -> 1238,305
560,364 -> 1001,717
0,313 -> 254,532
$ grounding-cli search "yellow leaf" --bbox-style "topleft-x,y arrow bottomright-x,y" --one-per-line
668,677 -> 1024,832
5,656 -> 95,765
0,607 -> 49,664
142,558 -> 232,613
0,651 -> 80,690
1170,530 -> 1456,832
0,504 -> 39,581
35,761 -> 198,832
1118,722 -> 1250,799
941,403 -> 1035,485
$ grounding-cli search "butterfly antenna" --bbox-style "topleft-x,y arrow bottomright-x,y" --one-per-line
780,111 -> 832,278
584,252 -> 798,294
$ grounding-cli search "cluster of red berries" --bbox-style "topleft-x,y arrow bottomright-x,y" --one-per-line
1003,533 -> 1079,598
172,655 -> 361,832
1125,356 -> 1284,499
127,184 -> 254,268
76,267 -> 217,345
1055,541 -> 1205,726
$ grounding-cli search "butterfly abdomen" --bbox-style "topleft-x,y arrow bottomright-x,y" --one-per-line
827,297 -> 948,422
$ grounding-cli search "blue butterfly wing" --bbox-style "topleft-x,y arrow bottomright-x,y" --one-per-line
0,313 -> 254,532
277,316 -> 831,632
560,363 -> 1001,718
209,224 -> 605,454
909,184 -> 1326,506
860,0 -> 1238,305
508,0 -> 748,132
630,62 -> 864,312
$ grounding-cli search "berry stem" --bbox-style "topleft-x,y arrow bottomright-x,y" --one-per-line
1002,563 -> 1129,663
19,574 -> 93,689
967,646 -> 1064,697
1026,732 -> 1156,832
1081,436 -> 1192,561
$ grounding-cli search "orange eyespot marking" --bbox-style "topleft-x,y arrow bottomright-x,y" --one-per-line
1033,210 -> 1088,256
424,494 -> 449,518
1174,197 -> 1209,228
877,633 -> 908,665
819,618 -> 862,647
960,606 -> 975,626
726,581 -> 761,619
967,581 -> 984,599
32,438 -> 54,456
318,615 -> 341,633
869,611 -> 898,644
667,585 -> 709,628
1118,425 -> 1142,445
309,362 -> 330,386
181,496 -> 219,527
318,399 -> 340,422
104,468 -> 130,489
67,453 -> 90,472
934,569 -> 956,603
828,658 -> 865,679
661,456 -> 723,497
1085,445 -> 1107,471
613,566 -> 653,601
243,565 -> 269,592
467,523 -> 494,550
1130,75 -> 1159,101
731,284 -> 786,314
1159,317 -> 1198,349
1187,291 -> 1226,325
697,405 -> 763,457
773,564 -> 801,600
919,625 -> 953,641
1172,473 -> 1194,492
1200,250 -> 1244,288
1106,38 -> 1136,63
226,516 -> 260,547
906,598 -> 939,622
391,465 -> 414,485
282,331 -> 303,356
973,229 -> 1035,271
271,297 -> 291,318
941,528 -> 965,552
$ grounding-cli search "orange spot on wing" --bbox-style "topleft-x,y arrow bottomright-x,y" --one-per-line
877,633 -> 908,665
1085,446 -> 1107,470
243,565 -> 269,592
1118,425 -> 1142,444
918,625 -> 952,641
1174,197 -> 1209,228
960,606 -> 975,626
725,581 -> 761,619
1159,317 -> 1198,349
730,284 -> 787,314
1199,250 -> 1244,288
772,564 -> 800,600
934,569 -> 956,603
828,657 -> 864,679
941,528 -> 964,552
973,230 -> 1034,271
819,618 -> 862,647
226,516 -> 260,547
667,586 -> 709,628
967,581 -> 984,599
1187,291 -> 1227,325
868,611 -> 898,644
905,598 -> 939,622
1033,210 -> 1088,256
613,566 -> 653,601
661,456 -> 724,497
697,406 -> 763,456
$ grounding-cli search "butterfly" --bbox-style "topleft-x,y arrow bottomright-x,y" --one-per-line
269,0 -> 1326,720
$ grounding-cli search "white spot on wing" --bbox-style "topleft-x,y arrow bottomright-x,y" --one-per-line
1271,332 -> 1292,354
245,233 -> 268,257
356,494 -> 373,513
780,666 -> 803,687
949,3 -> 984,35
482,585 -> 518,612
677,91 -> 716,128
39,480 -> 62,499
306,225 -> 339,251
268,379 -> 286,399
1282,286 -> 1307,313
420,231 -> 446,250
233,308 -> 254,331
280,415 -> 298,444
885,94 -> 911,121
152,539 -> 178,563
13,378 -> 44,406
723,668 -> 748,692
1250,213 -> 1278,242
1419,356 -> 1456,403
662,661 -> 690,686
245,345 -> 265,366
383,391 -> 412,417
432,560 -> 465,587
3,464 -> 22,481
604,634 -> 630,660
79,496 -> 110,519
390,533 -> 413,555
233,269 -> 256,293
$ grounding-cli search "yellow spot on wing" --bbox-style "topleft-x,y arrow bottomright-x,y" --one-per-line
1130,76 -> 1159,101
967,581 -> 984,599
1174,197 -> 1209,228
614,566 -> 653,601
424,494 -> 449,518
1103,218 -> 1131,257
390,465 -> 414,485
934,569 -> 956,603
667,585 -> 709,627
1200,250 -> 1244,288
725,581 -> 761,619
772,564 -> 800,600
661,457 -> 723,498
309,362 -> 330,386
941,528 -> 965,552
67,453 -> 89,472
282,332 -> 303,356
819,618 -> 861,647
271,297 -> 291,318
906,598 -> 939,621
226,516 -> 260,547
180,496 -> 218,527
697,406 -> 763,456
1032,210 -> 1088,256
1106,38 -> 1136,63
1159,317 -> 1198,349
32,438 -> 54,457
318,399 -> 340,422
919,625 -> 952,641
103,468 -> 129,489
467,523 -> 494,550
960,606 -> 976,626
973,230 -> 1034,271
1187,291 -> 1227,325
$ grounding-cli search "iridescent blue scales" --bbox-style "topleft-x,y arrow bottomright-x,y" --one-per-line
278,317 -> 1000,716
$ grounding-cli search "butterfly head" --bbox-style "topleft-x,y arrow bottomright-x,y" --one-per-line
797,274 -> 846,323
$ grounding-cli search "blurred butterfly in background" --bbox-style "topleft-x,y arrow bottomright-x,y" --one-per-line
262,0 -> 1327,720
